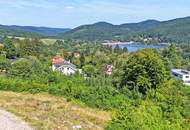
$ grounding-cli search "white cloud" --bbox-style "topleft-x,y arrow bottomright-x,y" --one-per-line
65,6 -> 74,9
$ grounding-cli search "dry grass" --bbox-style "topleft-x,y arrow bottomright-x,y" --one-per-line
0,91 -> 111,130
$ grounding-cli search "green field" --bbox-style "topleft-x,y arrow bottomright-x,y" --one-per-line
8,36 -> 64,45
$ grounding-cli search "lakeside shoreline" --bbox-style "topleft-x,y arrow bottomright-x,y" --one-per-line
102,41 -> 135,45
102,42 -> 169,46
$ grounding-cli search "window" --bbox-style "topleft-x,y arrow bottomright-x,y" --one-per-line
172,72 -> 179,77
186,76 -> 190,78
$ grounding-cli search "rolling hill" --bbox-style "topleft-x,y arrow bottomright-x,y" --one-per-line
61,16 -> 190,43
61,20 -> 161,41
0,25 -> 71,37
1,16 -> 190,43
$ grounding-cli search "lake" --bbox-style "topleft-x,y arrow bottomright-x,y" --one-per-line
111,43 -> 168,52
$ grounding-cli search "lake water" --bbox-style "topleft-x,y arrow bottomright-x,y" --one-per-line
112,43 -> 168,52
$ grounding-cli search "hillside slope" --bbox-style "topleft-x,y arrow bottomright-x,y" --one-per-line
0,91 -> 110,130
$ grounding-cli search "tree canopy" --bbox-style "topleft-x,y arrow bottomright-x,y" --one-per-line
116,49 -> 167,94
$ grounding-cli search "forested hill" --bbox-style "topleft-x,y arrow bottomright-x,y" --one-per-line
0,25 -> 71,37
61,20 -> 161,41
137,17 -> 190,43
62,16 -> 190,43
1,16 -> 190,43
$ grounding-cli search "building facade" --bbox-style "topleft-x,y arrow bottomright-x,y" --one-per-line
171,69 -> 190,83
52,57 -> 77,76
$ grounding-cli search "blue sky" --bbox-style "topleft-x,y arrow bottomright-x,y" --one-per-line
0,0 -> 190,28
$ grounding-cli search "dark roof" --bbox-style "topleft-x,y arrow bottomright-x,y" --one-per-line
54,61 -> 76,69
63,61 -> 76,69
172,69 -> 190,75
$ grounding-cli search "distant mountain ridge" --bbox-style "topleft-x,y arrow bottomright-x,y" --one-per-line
120,20 -> 161,30
61,16 -> 190,43
60,20 -> 161,41
1,16 -> 190,43
0,25 -> 71,37
8,25 -> 71,36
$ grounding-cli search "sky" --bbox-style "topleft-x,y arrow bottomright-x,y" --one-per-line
0,0 -> 190,28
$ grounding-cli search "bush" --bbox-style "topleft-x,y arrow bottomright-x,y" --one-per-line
0,77 -> 48,93
106,80 -> 190,130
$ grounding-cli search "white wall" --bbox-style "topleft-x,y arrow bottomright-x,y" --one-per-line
182,75 -> 190,82
58,66 -> 76,76
52,65 -> 56,71
52,64 -> 77,76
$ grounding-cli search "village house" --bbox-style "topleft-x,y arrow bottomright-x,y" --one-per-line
103,65 -> 113,75
52,57 -> 77,76
171,69 -> 190,85
72,52 -> 81,58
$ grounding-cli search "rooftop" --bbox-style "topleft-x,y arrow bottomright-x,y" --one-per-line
171,69 -> 190,75
52,57 -> 64,65
53,60 -> 76,70
62,61 -> 76,69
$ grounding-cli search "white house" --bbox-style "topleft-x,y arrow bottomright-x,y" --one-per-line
171,69 -> 190,84
52,57 -> 77,76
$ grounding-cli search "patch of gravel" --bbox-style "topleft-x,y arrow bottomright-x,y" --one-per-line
0,109 -> 33,130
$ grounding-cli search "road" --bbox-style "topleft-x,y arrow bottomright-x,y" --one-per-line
0,109 -> 33,130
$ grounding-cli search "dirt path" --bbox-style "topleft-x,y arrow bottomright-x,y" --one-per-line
0,109 -> 33,130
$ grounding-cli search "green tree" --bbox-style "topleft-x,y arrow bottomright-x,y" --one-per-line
83,64 -> 96,76
8,59 -> 33,78
162,44 -> 181,69
116,49 -> 167,94
168,44 -> 181,68
0,44 -> 5,55
93,51 -> 109,65
0,55 -> 8,71
18,38 -> 44,57
123,47 -> 128,53
114,44 -> 122,54
80,53 -> 85,67
3,38 -> 17,59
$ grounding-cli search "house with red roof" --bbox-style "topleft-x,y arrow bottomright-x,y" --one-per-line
52,57 -> 77,76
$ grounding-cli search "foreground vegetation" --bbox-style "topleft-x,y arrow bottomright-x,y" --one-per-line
0,37 -> 190,129
106,80 -> 190,130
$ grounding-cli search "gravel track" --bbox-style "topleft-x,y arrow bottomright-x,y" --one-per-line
0,109 -> 33,130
